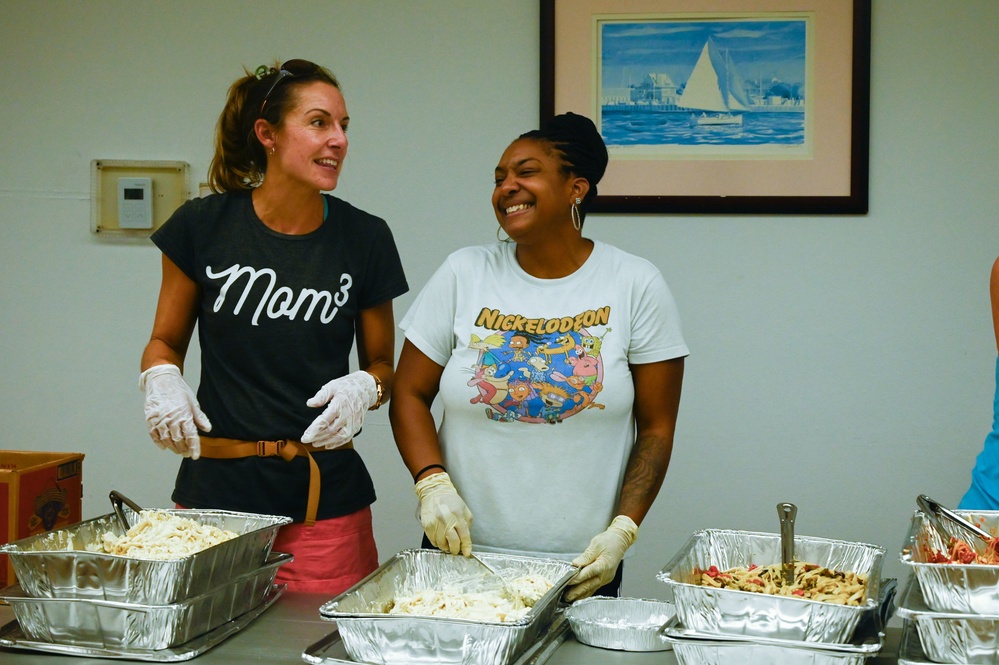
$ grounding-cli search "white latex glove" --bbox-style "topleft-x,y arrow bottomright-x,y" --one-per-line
565,515 -> 639,601
140,364 -> 212,460
301,371 -> 379,449
414,472 -> 473,556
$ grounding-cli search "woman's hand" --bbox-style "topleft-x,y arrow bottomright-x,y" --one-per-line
414,472 -> 474,556
141,364 -> 212,459
301,370 -> 380,448
565,515 -> 638,601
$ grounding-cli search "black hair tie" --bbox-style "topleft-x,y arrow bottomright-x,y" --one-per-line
413,463 -> 446,483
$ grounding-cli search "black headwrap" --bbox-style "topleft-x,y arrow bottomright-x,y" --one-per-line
520,112 -> 609,201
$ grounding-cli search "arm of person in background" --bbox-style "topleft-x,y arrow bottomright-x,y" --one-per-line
389,339 -> 474,556
990,256 -> 999,352
301,300 -> 396,448
139,254 -> 211,459
957,257 -> 999,510
566,357 -> 684,601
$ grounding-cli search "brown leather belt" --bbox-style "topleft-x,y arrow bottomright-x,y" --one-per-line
198,437 -> 348,527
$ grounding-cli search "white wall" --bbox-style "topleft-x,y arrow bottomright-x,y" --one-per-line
2,1 -> 998,599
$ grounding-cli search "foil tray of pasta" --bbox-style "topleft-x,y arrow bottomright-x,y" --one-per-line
895,573 -> 999,664
656,529 -> 885,644
0,506 -> 291,604
318,548 -> 577,665
0,550 -> 290,650
900,509 -> 999,614
659,591 -> 889,665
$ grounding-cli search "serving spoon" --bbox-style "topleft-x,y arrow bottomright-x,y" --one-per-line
777,502 -> 797,586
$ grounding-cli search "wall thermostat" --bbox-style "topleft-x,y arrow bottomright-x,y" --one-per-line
117,177 -> 153,229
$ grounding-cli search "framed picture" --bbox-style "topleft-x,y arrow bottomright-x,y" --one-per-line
540,0 -> 871,214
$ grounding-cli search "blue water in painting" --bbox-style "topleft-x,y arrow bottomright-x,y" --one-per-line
601,109 -> 804,147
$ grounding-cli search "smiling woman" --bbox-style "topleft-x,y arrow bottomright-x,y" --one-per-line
253,79 -> 351,223
390,112 -> 688,602
137,59 -> 409,595
492,113 -> 607,270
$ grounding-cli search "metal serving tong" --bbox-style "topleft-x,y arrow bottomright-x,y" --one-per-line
109,490 -> 144,533
777,502 -> 797,586
917,494 -> 994,548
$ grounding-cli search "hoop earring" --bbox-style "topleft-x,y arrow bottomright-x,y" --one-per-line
496,225 -> 512,243
571,198 -> 582,231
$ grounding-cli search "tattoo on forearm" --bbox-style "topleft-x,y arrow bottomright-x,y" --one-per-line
618,434 -> 672,518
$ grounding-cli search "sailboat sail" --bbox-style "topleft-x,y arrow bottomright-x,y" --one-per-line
677,39 -> 751,113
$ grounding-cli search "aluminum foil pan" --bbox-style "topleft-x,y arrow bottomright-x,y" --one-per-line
318,548 -> 577,665
896,619 -> 963,665
564,596 -> 674,651
1,508 -> 291,603
0,584 -> 284,661
662,607 -> 885,665
666,635 -> 872,665
660,611 -> 884,653
657,529 -> 885,643
895,574 -> 999,664
0,551 -> 291,650
900,509 -> 999,614
303,611 -> 572,665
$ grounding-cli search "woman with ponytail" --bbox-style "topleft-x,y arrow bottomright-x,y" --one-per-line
390,113 -> 686,600
139,60 -> 408,594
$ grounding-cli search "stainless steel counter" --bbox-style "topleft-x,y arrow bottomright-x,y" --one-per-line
0,592 -> 903,664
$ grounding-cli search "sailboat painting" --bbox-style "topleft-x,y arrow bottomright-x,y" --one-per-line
598,17 -> 808,152
677,38 -> 752,126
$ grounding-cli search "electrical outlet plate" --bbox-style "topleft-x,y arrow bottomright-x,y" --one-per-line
91,159 -> 190,238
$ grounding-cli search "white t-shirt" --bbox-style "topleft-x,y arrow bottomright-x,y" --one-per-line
401,240 -> 688,559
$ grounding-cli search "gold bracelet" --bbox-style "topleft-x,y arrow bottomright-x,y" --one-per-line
368,372 -> 384,410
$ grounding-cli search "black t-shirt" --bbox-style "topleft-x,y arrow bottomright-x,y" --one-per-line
151,192 -> 408,521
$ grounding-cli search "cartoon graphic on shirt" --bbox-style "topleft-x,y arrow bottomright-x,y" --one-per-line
507,335 -> 530,362
471,306 -> 611,424
468,333 -> 505,368
468,363 -> 513,406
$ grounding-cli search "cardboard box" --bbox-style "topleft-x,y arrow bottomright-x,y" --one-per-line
0,451 -> 84,588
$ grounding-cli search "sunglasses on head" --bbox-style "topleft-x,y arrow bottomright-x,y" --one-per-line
254,59 -> 320,115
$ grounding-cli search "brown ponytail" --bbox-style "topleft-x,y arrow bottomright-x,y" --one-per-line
207,60 -> 341,193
